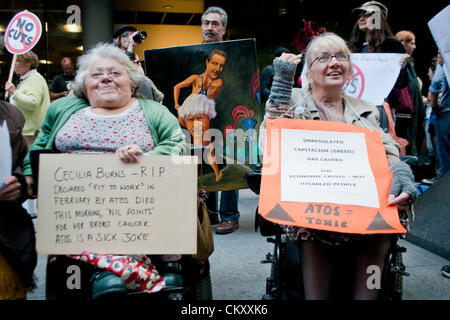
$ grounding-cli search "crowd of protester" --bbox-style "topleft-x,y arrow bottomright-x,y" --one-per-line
0,1 -> 448,300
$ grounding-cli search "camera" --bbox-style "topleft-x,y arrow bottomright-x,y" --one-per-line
133,31 -> 147,43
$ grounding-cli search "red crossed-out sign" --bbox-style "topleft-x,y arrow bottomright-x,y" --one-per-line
343,64 -> 365,99
4,10 -> 42,55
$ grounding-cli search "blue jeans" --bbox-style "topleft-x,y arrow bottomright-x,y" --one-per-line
206,190 -> 240,223
435,109 -> 450,177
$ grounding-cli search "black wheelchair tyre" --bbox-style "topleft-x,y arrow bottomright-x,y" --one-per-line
184,270 -> 213,300
262,231 -> 305,300
393,253 -> 404,300
267,233 -> 284,300
379,244 -> 405,301
181,258 -> 213,300
261,229 -> 405,300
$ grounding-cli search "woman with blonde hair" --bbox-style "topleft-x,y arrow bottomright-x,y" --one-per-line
260,32 -> 416,299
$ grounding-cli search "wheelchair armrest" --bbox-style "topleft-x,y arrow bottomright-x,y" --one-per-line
245,171 -> 261,195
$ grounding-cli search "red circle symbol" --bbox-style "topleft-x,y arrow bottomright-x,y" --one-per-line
4,11 -> 42,54
344,64 -> 365,99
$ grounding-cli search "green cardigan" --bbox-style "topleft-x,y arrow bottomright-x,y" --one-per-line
10,72 -> 50,136
23,96 -> 185,175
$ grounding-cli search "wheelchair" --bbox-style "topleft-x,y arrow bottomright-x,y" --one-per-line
44,253 -> 212,300
245,164 -> 409,300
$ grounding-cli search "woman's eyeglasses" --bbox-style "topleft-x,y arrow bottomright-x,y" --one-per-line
89,70 -> 121,79
310,52 -> 349,67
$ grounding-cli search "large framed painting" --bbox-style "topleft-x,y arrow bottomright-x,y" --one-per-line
144,39 -> 262,191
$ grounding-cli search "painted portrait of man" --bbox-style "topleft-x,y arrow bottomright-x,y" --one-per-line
145,39 -> 261,191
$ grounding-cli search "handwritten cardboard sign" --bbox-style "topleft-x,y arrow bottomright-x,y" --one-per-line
4,10 -> 42,54
259,118 -> 406,235
36,154 -> 197,254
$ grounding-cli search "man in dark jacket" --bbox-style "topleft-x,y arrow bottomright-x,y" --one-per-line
49,57 -> 75,101
200,6 -> 241,234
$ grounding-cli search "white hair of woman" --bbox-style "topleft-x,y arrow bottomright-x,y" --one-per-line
72,43 -> 145,99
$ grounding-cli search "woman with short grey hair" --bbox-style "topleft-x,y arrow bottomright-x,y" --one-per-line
72,43 -> 144,99
22,42 -> 185,298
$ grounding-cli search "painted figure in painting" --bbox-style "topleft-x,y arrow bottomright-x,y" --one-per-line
174,49 -> 227,182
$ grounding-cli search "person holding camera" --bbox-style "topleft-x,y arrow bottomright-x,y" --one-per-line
112,25 -> 164,102
113,26 -> 146,72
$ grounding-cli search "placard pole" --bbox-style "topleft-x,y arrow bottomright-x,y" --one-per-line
5,54 -> 17,100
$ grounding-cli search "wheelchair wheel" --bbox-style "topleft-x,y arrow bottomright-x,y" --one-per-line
182,259 -> 213,300
380,243 -> 407,301
262,231 -> 305,300
262,232 -> 284,300
185,271 -> 213,300
272,233 -> 286,299
391,250 -> 404,300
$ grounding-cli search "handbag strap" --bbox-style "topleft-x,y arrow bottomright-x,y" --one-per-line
198,162 -> 207,202
383,102 -> 408,155
382,102 -> 397,138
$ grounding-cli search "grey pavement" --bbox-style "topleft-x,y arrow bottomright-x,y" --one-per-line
27,189 -> 450,300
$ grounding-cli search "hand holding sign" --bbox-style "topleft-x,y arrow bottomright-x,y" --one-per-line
4,81 -> 16,95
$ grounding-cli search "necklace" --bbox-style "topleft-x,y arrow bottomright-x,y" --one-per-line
313,97 -> 345,122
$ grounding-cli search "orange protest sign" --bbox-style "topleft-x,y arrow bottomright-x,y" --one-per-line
259,118 -> 406,235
